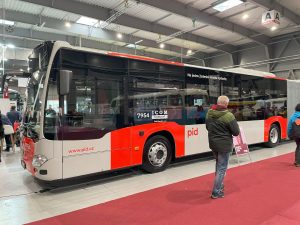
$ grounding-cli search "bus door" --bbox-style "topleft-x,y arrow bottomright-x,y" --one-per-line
60,69 -> 130,178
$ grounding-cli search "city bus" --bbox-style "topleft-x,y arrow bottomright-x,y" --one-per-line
21,41 -> 289,181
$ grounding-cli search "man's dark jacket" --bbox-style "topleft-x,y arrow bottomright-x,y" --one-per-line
7,110 -> 21,125
205,105 -> 240,153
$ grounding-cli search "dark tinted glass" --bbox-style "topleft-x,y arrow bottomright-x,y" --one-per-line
185,67 -> 221,124
44,51 -> 126,140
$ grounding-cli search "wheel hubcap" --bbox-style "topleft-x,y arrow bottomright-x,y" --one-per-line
148,142 -> 168,167
270,128 -> 278,143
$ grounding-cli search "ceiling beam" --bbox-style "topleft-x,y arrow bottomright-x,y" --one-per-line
142,0 -> 270,45
20,0 -> 237,54
1,9 -> 189,58
249,0 -> 300,25
0,25 -> 179,61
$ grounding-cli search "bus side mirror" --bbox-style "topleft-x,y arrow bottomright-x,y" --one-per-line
59,70 -> 73,95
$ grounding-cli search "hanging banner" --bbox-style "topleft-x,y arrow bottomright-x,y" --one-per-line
262,10 -> 280,28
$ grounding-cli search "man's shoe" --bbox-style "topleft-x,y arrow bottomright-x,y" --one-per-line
5,148 -> 10,152
211,192 -> 224,199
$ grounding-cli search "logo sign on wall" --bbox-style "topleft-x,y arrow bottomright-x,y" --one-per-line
262,10 -> 280,28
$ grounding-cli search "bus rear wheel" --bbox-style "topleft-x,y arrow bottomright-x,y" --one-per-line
142,135 -> 172,173
265,124 -> 280,148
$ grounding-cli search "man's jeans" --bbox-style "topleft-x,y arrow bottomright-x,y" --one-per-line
212,152 -> 230,195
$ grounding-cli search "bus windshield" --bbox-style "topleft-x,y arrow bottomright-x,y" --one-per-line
24,42 -> 53,126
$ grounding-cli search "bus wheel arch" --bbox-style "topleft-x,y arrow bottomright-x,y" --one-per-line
141,131 -> 174,173
265,122 -> 281,148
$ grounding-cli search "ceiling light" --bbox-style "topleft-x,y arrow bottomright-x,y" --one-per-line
76,16 -> 98,26
65,22 -> 71,28
213,0 -> 244,12
160,43 -> 165,49
271,26 -> 277,31
135,40 -> 143,44
117,33 -> 123,39
126,44 -> 135,48
0,19 -> 14,26
242,14 -> 249,20
6,44 -> 15,48
187,49 -> 193,55
20,69 -> 24,72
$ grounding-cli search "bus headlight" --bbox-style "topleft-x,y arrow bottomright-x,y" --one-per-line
32,155 -> 48,168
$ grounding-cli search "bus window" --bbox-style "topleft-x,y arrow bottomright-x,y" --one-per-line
129,77 -> 184,124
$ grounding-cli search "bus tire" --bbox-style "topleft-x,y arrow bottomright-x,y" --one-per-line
265,124 -> 280,148
142,135 -> 172,173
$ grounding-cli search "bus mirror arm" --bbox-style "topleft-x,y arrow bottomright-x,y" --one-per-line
58,70 -> 73,95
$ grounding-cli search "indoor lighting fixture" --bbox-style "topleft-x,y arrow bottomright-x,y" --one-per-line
213,0 -> 244,12
271,26 -> 277,31
160,43 -> 165,49
20,69 -> 24,72
76,16 -> 98,26
135,39 -> 143,44
126,44 -> 135,48
65,22 -> 71,28
187,49 -> 193,55
242,14 -> 249,20
0,44 -> 15,48
0,19 -> 14,26
117,33 -> 123,39
7,44 -> 15,48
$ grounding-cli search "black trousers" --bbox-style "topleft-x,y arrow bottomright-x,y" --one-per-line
295,139 -> 300,164
5,135 -> 11,148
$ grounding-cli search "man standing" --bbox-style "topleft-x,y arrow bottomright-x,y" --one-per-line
287,103 -> 300,166
7,106 -> 21,125
206,96 -> 240,199
0,110 -> 12,152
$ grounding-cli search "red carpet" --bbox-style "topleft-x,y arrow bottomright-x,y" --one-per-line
27,153 -> 300,225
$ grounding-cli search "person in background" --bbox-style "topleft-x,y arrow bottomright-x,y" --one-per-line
206,96 -> 240,199
0,115 -> 4,162
195,105 -> 206,124
45,105 -> 56,116
7,105 -> 21,126
287,103 -> 300,167
0,110 -> 12,152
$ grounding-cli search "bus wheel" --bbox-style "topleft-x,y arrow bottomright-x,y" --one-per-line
265,124 -> 280,148
142,135 -> 172,173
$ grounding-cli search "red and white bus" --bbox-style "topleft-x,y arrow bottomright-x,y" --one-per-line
21,41 -> 289,181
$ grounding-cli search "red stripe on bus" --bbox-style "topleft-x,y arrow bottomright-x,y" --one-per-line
264,116 -> 287,142
265,76 -> 287,80
22,137 -> 36,175
107,52 -> 184,66
110,122 -> 185,170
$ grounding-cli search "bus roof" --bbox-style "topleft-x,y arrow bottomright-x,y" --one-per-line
53,41 -> 282,79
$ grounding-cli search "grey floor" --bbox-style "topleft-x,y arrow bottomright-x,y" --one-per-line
0,142 -> 295,225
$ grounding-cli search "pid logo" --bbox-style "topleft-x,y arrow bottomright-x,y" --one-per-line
187,128 -> 199,138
